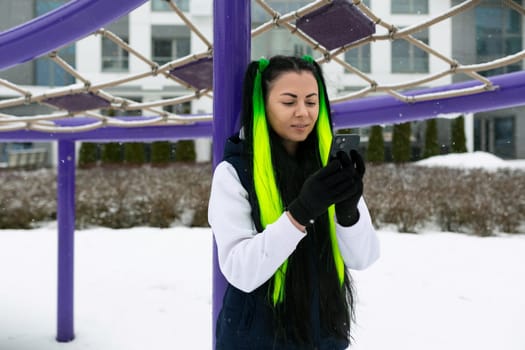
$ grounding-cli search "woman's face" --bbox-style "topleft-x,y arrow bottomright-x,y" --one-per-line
265,71 -> 319,155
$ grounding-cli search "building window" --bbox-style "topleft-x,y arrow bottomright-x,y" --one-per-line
35,44 -> 75,86
151,0 -> 189,12
151,25 -> 191,65
164,101 -> 191,114
152,38 -> 191,65
392,29 -> 429,73
474,115 -> 515,159
102,37 -> 129,72
35,0 -> 75,86
494,116 -> 515,159
345,44 -> 371,73
293,43 -> 312,57
35,0 -> 68,14
476,1 -> 522,77
391,0 -> 428,14
252,0 -> 311,24
152,39 -> 173,65
174,37 -> 191,58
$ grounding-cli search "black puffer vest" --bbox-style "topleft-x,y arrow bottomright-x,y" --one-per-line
215,135 -> 348,350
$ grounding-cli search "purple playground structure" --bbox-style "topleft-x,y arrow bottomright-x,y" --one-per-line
1,0 -> 525,346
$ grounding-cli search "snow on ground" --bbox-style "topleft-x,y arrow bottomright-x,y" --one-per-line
1,152 -> 524,350
2,227 -> 525,350
415,151 -> 525,170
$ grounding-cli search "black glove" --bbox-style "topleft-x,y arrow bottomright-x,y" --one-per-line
334,150 -> 365,226
288,158 -> 355,226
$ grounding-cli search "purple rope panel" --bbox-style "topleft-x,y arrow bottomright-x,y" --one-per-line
44,93 -> 111,112
0,0 -> 148,71
212,0 -> 251,348
170,57 -> 214,90
296,0 -> 375,50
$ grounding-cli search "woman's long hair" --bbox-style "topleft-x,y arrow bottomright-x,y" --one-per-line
239,55 -> 355,345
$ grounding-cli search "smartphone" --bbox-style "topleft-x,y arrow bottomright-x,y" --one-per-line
329,134 -> 360,159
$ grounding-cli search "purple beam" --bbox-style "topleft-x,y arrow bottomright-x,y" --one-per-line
212,0 -> 251,347
56,140 -> 76,342
0,0 -> 147,70
0,120 -> 212,142
1,71 -> 525,142
332,70 -> 525,128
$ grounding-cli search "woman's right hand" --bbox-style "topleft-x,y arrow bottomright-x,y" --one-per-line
287,158 -> 354,226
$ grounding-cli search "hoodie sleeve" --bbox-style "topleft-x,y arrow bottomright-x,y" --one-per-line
335,197 -> 380,270
208,161 -> 306,293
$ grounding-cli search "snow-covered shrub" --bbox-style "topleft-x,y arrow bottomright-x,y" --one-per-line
364,164 -> 524,235
365,164 -> 432,233
0,169 -> 56,228
75,163 -> 212,229
487,169 -> 524,234
0,162 -> 523,235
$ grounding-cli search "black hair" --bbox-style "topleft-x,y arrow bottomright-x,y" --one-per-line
239,55 -> 355,346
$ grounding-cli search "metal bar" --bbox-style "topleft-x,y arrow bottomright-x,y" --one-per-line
0,120 -> 213,141
48,51 -> 90,85
96,29 -> 157,69
212,0 -> 251,348
56,140 -> 76,342
0,78 -> 31,96
331,70 -> 525,128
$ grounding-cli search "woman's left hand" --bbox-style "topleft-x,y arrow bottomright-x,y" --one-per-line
334,149 -> 365,226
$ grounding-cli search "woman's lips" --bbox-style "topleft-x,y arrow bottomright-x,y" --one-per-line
291,124 -> 309,130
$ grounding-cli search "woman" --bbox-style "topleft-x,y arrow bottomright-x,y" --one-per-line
208,55 -> 379,349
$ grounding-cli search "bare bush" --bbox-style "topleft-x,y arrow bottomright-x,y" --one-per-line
365,164 -> 432,233
364,164 -> 525,235
0,169 -> 56,228
0,162 -> 523,236
1,164 -> 212,229
75,163 -> 212,229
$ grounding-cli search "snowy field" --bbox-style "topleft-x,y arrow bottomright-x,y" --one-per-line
1,152 -> 524,350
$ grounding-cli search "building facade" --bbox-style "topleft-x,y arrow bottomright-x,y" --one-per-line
0,0 -> 524,165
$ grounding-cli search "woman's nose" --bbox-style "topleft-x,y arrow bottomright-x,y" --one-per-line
294,102 -> 308,117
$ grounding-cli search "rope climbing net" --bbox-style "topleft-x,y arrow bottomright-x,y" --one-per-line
0,0 -> 524,133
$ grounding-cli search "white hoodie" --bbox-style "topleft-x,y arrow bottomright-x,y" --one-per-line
208,160 -> 380,293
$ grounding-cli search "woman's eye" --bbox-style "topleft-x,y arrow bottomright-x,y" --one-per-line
306,101 -> 317,106
282,101 -> 294,106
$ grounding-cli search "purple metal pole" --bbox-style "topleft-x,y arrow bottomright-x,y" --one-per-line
212,0 -> 250,347
56,140 -> 76,342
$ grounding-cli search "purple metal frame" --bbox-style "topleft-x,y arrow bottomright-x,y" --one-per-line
1,0 -> 525,346
0,0 -> 148,71
1,73 -> 525,344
